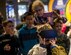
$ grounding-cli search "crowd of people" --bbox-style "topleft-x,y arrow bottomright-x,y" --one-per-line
0,0 -> 71,55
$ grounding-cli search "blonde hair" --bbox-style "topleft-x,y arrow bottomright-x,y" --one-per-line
32,0 -> 44,12
36,23 -> 53,33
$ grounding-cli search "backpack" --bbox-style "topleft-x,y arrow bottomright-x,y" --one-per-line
52,46 -> 67,55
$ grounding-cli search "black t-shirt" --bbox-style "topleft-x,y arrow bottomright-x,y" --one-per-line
0,34 -> 20,55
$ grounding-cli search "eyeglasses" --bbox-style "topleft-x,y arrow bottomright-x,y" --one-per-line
35,9 -> 42,12
27,18 -> 33,20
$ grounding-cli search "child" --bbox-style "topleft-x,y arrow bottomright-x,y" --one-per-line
28,27 -> 67,55
19,12 -> 39,55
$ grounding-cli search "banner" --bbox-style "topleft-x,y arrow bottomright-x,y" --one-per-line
66,0 -> 71,22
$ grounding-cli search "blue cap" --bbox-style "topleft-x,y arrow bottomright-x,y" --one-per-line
39,30 -> 57,39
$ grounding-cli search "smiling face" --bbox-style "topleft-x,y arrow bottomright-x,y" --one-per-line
25,15 -> 35,25
3,21 -> 14,34
35,8 -> 44,17
55,22 -> 62,32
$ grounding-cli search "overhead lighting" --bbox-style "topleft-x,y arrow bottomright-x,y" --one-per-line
18,0 -> 20,2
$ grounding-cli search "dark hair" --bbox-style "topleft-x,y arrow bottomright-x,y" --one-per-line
0,15 -> 4,24
53,19 -> 63,29
3,20 -> 14,27
21,12 -> 34,20
54,19 -> 63,24
53,9 -> 60,15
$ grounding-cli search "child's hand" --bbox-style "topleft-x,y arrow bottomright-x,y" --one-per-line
49,39 -> 57,47
4,44 -> 11,51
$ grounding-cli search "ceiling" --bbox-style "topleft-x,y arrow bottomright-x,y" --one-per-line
7,0 -> 50,5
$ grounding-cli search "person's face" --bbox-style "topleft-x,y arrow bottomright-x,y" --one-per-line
35,9 -> 44,17
25,15 -> 35,25
55,23 -> 62,32
40,38 -> 50,45
4,23 -> 14,34
42,38 -> 56,46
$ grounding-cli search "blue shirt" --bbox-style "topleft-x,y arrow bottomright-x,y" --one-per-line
19,25 -> 38,55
